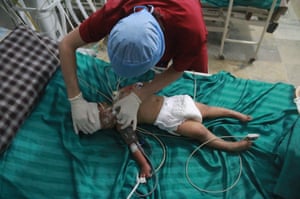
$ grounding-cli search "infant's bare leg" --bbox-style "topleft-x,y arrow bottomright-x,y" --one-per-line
176,120 -> 252,152
195,103 -> 252,122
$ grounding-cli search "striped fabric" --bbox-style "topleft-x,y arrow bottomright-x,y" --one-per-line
0,51 -> 299,199
0,25 -> 59,153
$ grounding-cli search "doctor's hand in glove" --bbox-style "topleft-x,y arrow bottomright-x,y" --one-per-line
113,92 -> 141,130
69,92 -> 101,134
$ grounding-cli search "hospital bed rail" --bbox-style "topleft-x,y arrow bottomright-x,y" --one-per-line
1,0 -> 106,40
201,0 -> 287,63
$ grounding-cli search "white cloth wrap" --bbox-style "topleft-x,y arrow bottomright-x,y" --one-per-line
154,95 -> 202,135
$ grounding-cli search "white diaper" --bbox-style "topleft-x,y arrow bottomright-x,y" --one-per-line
154,95 -> 202,135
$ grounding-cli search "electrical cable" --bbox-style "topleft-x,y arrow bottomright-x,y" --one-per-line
137,127 -> 167,174
185,135 -> 244,194
125,127 -> 167,198
134,143 -> 159,198
188,72 -> 246,193
126,174 -> 147,199
193,72 -> 197,100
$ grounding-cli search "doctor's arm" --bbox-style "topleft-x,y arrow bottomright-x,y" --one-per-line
135,66 -> 183,101
59,27 -> 86,98
114,66 -> 183,130
59,28 -> 101,134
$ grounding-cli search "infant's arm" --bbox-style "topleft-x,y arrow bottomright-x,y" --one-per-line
116,125 -> 152,178
129,143 -> 152,178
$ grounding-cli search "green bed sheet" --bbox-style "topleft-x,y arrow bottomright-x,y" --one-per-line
0,52 -> 299,199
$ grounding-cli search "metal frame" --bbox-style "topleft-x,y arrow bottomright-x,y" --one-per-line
2,0 -> 107,40
203,0 -> 278,63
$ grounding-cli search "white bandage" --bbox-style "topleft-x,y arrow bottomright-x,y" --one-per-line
130,143 -> 139,153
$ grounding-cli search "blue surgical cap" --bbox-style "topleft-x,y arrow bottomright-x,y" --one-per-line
107,8 -> 165,78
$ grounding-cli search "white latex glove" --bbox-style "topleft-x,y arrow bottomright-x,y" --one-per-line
113,92 -> 141,130
68,92 -> 101,134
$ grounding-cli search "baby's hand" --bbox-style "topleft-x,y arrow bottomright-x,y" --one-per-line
140,164 -> 152,179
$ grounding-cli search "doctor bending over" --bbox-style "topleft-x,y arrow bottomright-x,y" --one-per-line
59,0 -> 208,134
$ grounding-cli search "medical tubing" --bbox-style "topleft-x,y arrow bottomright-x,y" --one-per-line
188,72 -> 245,193
92,61 -> 114,99
137,127 -> 167,173
104,66 -> 124,100
125,139 -> 157,199
193,73 -> 197,100
185,135 -> 245,193
129,127 -> 167,198
118,125 -> 160,198
133,142 -> 159,198
126,174 -> 143,199
78,77 -> 112,102
127,182 -> 140,199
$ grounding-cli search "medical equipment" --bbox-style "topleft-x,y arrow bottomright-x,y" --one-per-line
1,0 -> 107,40
245,133 -> 260,141
202,0 -> 288,63
2,0 -> 66,40
114,82 -> 163,198
186,134 -> 260,193
119,125 -> 166,199
126,174 -> 147,199
118,126 -> 151,199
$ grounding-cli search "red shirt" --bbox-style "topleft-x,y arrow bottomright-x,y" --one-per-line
79,0 -> 208,73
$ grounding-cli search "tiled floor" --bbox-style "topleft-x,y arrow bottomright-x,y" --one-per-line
207,0 -> 300,87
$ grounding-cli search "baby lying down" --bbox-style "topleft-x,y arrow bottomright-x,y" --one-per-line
97,83 -> 253,178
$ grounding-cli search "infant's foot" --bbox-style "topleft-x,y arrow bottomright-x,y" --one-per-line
239,114 -> 252,122
228,140 -> 252,152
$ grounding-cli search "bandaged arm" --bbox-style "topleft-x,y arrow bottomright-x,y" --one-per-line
117,126 -> 150,177
129,143 -> 150,171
